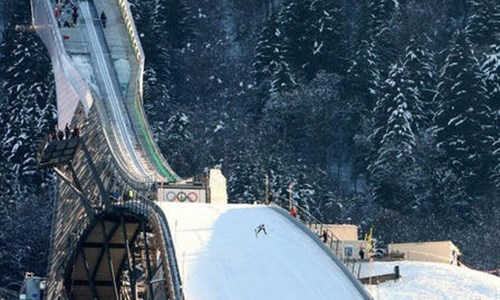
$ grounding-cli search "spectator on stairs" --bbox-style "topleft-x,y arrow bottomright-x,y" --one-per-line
100,11 -> 107,28
65,123 -> 71,139
72,9 -> 78,26
321,230 -> 328,243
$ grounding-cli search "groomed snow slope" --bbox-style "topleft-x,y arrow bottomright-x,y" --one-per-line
159,203 -> 368,300
362,261 -> 500,300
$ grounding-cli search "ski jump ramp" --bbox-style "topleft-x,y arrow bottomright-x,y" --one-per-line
31,0 -> 373,296
160,203 -> 370,300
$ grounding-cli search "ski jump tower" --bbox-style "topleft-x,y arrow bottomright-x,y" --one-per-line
31,0 -> 372,299
32,0 -> 225,298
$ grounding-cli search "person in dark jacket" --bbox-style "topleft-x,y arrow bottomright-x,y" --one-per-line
72,10 -> 78,26
321,230 -> 328,243
359,248 -> 365,260
72,125 -> 80,138
100,11 -> 107,28
65,124 -> 71,139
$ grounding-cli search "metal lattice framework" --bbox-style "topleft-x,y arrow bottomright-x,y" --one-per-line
38,132 -> 183,300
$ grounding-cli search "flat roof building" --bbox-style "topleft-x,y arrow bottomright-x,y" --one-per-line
388,241 -> 461,265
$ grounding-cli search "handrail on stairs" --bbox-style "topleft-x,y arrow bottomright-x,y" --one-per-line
271,196 -> 343,256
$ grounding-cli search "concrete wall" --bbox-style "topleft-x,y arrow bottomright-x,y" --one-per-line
311,224 -> 358,241
388,241 -> 460,264
157,186 -> 207,203
208,168 -> 227,204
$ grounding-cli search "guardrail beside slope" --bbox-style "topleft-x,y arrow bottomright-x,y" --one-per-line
270,205 -> 374,300
32,0 -> 159,186
115,0 -> 179,182
117,197 -> 184,300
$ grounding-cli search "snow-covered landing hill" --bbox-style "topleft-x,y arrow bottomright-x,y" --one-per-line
362,261 -> 500,300
159,203 -> 368,300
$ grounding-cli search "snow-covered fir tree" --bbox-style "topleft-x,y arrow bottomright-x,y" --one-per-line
279,0 -> 315,78
155,0 -> 193,49
368,62 -> 419,210
359,0 -> 399,72
308,0 -> 348,76
402,36 -> 437,128
253,13 -> 283,87
434,30 -> 493,199
466,0 -> 500,48
481,44 -> 500,187
347,38 -> 380,111
269,60 -> 297,97
162,111 -> 195,173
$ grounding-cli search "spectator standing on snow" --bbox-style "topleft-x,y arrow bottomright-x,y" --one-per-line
290,206 -> 298,218
255,224 -> 267,237
450,249 -> 458,265
359,248 -> 365,260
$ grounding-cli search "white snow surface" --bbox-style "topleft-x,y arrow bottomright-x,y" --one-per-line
361,261 -> 500,300
159,203 -> 366,300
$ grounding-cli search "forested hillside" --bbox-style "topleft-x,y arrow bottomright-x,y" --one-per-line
130,0 -> 499,270
0,0 -> 56,287
0,0 -> 498,286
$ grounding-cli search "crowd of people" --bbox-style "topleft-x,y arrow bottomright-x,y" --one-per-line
49,123 -> 80,141
53,0 -> 107,29
54,0 -> 79,28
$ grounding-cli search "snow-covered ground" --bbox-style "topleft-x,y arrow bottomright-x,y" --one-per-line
362,261 -> 500,300
159,203 -> 368,300
157,202 -> 499,300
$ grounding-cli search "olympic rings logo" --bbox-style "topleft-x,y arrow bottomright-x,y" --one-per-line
164,191 -> 199,203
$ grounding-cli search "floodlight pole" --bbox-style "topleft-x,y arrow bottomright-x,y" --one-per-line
264,173 -> 269,205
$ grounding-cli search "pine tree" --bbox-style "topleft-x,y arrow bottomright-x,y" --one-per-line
160,111 -> 195,174
279,0 -> 314,78
358,0 -> 399,71
308,0 -> 348,76
403,36 -> 437,128
481,45 -> 500,125
269,61 -> 297,97
130,0 -> 157,52
155,0 -> 193,49
434,30 -> 493,196
466,0 -> 500,47
253,13 -> 283,87
481,45 -> 500,187
371,63 -> 418,150
368,62 -> 418,209
346,39 -> 380,111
